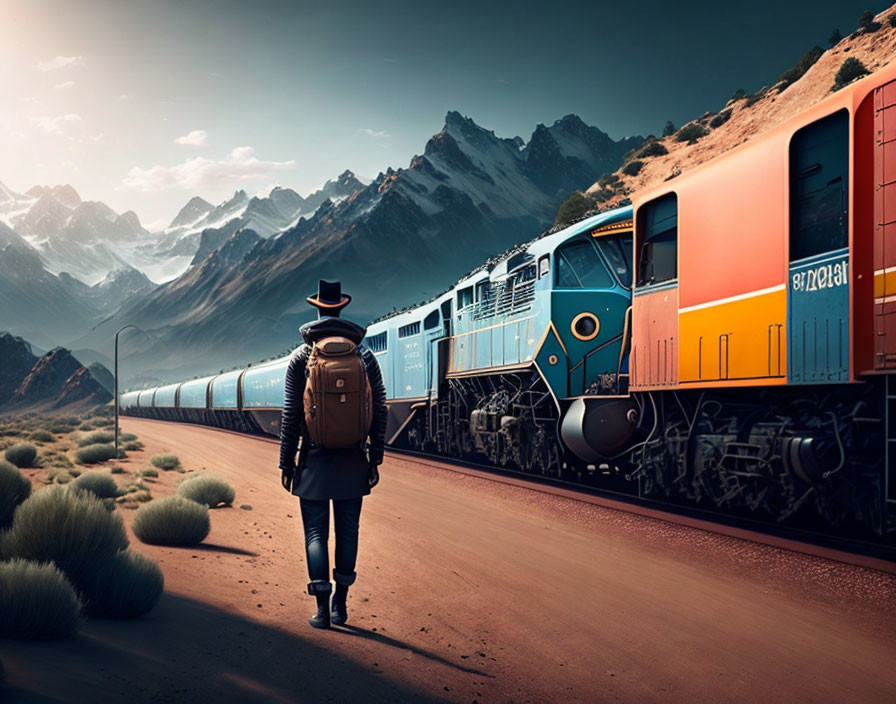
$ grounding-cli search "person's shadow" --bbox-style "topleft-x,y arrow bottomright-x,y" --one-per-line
332,624 -> 494,678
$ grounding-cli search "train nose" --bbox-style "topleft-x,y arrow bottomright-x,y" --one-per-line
560,397 -> 637,463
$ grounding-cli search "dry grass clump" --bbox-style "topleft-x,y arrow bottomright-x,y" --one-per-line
176,474 -> 235,508
0,460 -> 31,529
78,430 -> 115,447
4,443 -> 38,468
84,550 -> 163,618
137,467 -> 159,478
0,559 -> 82,639
42,451 -> 74,470
75,443 -> 118,465
30,430 -> 55,443
123,441 -> 144,451
132,496 -> 210,545
150,453 -> 181,471
2,486 -> 128,593
72,471 -> 119,499
119,433 -> 139,443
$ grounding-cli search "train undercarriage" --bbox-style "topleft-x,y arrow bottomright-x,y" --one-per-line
391,371 -> 894,544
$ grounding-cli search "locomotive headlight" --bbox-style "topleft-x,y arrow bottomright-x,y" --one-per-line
571,312 -> 600,341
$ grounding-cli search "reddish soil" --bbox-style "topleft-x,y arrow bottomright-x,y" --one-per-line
2,417 -> 895,703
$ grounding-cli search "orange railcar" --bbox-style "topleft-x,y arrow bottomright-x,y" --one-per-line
631,59 -> 896,391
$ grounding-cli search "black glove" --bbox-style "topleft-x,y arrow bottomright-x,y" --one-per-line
280,465 -> 295,493
368,462 -> 380,488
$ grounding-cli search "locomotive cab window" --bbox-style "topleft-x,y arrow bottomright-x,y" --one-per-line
636,193 -> 678,287
789,109 -> 849,262
555,239 -> 613,289
423,309 -> 440,329
457,285 -> 473,309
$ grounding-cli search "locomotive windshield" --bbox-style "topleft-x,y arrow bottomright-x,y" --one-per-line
595,235 -> 633,288
555,239 -> 614,289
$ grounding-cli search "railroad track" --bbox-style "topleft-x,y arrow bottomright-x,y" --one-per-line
125,417 -> 896,574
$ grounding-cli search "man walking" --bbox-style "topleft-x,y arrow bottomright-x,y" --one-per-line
279,280 -> 387,629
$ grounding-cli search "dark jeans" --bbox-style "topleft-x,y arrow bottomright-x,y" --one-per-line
299,497 -> 363,582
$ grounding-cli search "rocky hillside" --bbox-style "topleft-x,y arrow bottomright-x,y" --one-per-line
0,332 -> 38,406
81,112 -> 642,380
574,5 -> 896,213
0,335 -> 113,414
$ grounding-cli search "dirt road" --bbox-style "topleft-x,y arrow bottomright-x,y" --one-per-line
2,417 -> 895,703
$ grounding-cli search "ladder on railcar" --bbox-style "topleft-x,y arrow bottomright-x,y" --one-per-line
886,375 -> 896,530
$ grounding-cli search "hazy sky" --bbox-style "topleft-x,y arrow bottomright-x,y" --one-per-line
0,0 -> 884,228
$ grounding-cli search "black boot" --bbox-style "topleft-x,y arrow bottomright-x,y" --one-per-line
331,570 -> 356,626
307,580 -> 332,629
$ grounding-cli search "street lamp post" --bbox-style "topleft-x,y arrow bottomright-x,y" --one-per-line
114,325 -> 139,458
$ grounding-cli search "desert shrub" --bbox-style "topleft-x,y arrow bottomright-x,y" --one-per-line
119,433 -> 138,443
859,9 -> 881,33
53,472 -> 73,484
744,88 -> 767,107
4,443 -> 37,468
709,109 -> 732,128
123,441 -> 143,452
730,88 -> 747,102
661,120 -> 675,137
0,559 -> 82,638
622,160 -> 643,176
44,454 -> 74,469
109,465 -> 124,474
139,468 -> 159,478
833,58 -> 870,91
554,191 -> 594,227
132,496 -> 210,545
89,405 -> 115,418
3,486 -> 128,595
75,443 -> 117,465
0,460 -> 31,529
176,474 -> 235,508
777,46 -> 824,91
91,417 -> 115,428
675,123 -> 709,144
78,431 -> 114,447
30,430 -> 55,443
597,172 -> 621,189
637,140 -> 668,158
0,428 -> 22,437
72,472 -> 119,499
828,29 -> 842,47
84,550 -> 163,618
150,453 -> 181,471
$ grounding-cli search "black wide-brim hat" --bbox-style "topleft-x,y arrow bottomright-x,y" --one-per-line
307,279 -> 351,310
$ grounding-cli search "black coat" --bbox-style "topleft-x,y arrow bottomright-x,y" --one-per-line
278,316 -> 388,501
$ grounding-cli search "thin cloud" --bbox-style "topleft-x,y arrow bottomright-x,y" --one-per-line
175,129 -> 209,147
54,81 -> 76,90
120,146 -> 298,192
31,113 -> 82,133
35,56 -> 84,72
359,128 -> 390,138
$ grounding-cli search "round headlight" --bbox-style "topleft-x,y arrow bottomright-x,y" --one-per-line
571,312 -> 600,341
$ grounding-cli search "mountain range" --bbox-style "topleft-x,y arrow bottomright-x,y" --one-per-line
80,112 -> 642,380
2,111 -> 642,384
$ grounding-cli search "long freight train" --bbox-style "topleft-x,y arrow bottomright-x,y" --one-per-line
122,60 -> 896,549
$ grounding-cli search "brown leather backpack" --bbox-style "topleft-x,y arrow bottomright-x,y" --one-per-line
303,336 -> 372,449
